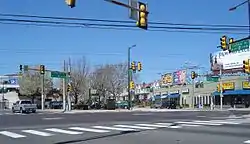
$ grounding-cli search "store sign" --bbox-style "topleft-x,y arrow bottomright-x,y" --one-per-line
182,89 -> 189,94
169,90 -> 179,94
242,81 -> 250,89
218,82 -> 235,90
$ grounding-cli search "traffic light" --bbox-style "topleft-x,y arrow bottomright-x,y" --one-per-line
137,62 -> 142,71
191,71 -> 197,79
136,2 -> 148,30
19,65 -> 23,71
228,38 -> 234,53
217,85 -> 224,93
220,35 -> 227,50
40,65 -> 45,75
130,81 -> 135,89
65,0 -> 76,8
243,59 -> 250,73
67,83 -> 72,92
131,61 -> 136,72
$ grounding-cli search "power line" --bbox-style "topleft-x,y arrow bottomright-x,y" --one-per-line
0,13 -> 248,28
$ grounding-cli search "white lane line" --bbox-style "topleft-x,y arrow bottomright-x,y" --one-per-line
69,127 -> 110,133
180,124 -> 201,127
45,128 -> 83,135
154,123 -> 173,126
244,140 -> 250,143
168,126 -> 182,129
0,131 -> 26,138
42,117 -> 63,120
114,125 -> 156,130
135,124 -> 168,128
93,126 -> 136,131
207,120 -> 240,124
176,121 -> 222,126
22,130 -> 53,137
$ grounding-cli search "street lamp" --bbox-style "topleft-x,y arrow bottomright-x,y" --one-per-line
128,44 -> 136,110
229,0 -> 250,36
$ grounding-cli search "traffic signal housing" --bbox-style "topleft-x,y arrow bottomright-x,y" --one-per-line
220,35 -> 227,50
19,65 -> 23,72
67,83 -> 72,92
217,85 -> 225,93
228,38 -> 234,53
131,61 -> 136,72
191,71 -> 197,79
243,59 -> 250,73
65,0 -> 76,8
130,81 -> 135,89
40,65 -> 45,75
137,62 -> 142,71
136,2 -> 148,30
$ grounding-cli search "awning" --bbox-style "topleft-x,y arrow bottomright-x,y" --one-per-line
213,89 -> 250,96
168,93 -> 180,98
161,94 -> 168,99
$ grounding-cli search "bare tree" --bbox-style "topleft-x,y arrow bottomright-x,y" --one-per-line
70,57 -> 90,104
18,71 -> 53,101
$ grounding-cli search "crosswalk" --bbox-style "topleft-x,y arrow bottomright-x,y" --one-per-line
1,118 -> 250,139
0,112 -> 58,116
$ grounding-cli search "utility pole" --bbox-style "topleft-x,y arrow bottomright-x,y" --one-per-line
192,78 -> 195,108
63,60 -> 66,112
68,57 -> 72,111
127,44 -> 136,110
219,65 -> 223,110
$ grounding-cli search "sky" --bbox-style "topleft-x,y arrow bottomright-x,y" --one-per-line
0,0 -> 249,83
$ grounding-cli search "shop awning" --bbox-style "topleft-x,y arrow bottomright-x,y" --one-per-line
213,89 -> 250,96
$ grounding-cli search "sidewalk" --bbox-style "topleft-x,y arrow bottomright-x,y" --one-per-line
38,107 -> 229,114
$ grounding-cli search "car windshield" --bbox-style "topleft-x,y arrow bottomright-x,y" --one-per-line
20,101 -> 32,104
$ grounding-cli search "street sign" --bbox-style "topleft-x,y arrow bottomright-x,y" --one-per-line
129,0 -> 138,20
24,65 -> 29,72
206,76 -> 219,82
230,38 -> 249,52
51,71 -> 67,78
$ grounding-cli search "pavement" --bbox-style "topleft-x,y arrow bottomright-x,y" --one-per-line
0,109 -> 250,144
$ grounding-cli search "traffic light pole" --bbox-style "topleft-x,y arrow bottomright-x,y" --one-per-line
219,65 -> 223,110
192,79 -> 195,109
41,74 -> 45,110
63,60 -> 67,112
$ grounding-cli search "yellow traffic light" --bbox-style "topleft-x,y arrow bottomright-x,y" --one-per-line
40,65 -> 45,75
137,62 -> 142,71
130,81 -> 135,89
243,59 -> 250,73
67,84 -> 72,92
217,85 -> 225,93
191,71 -> 196,79
65,0 -> 76,8
131,61 -> 136,72
220,35 -> 227,50
136,2 -> 148,30
229,38 -> 234,44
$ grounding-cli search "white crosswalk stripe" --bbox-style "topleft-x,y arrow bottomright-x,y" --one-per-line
114,124 -> 157,130
135,124 -> 169,128
69,127 -> 110,133
93,126 -> 136,131
45,128 -> 83,135
22,130 -> 53,136
154,123 -> 173,126
205,120 -> 240,124
176,121 -> 222,126
244,140 -> 250,143
0,131 -> 26,138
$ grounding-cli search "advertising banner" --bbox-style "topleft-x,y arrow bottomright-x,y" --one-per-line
173,70 -> 186,85
211,48 -> 250,71
161,73 -> 173,86
217,82 -> 235,90
242,81 -> 250,89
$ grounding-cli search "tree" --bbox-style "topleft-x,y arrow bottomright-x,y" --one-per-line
69,57 -> 90,104
18,71 -> 53,102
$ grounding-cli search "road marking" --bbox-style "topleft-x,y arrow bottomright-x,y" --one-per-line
135,124 -> 168,128
154,123 -> 172,126
42,117 -> 63,120
45,128 -> 83,135
69,127 -> 110,133
168,125 -> 182,129
180,124 -> 201,127
244,140 -> 250,143
93,126 -> 136,131
132,113 -> 153,116
114,125 -> 156,130
0,131 -> 26,138
207,120 -> 240,124
197,116 -> 206,117
22,130 -> 53,136
176,121 -> 222,126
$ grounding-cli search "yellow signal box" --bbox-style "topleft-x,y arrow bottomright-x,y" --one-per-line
136,2 -> 148,30
243,59 -> 250,73
220,35 -> 227,50
131,61 -> 136,72
130,81 -> 135,89
137,62 -> 142,71
65,0 -> 76,8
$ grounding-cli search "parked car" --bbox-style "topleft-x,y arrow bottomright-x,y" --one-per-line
12,100 -> 37,113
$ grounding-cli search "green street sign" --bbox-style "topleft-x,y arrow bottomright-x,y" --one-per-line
51,71 -> 66,78
230,38 -> 249,52
206,76 -> 219,82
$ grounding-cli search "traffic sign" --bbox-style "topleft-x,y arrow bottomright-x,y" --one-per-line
230,38 -> 249,52
51,71 -> 67,78
207,76 -> 219,82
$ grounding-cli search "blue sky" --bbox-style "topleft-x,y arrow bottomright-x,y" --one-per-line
0,0 -> 249,83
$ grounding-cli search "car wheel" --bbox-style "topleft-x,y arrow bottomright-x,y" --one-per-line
12,108 -> 15,113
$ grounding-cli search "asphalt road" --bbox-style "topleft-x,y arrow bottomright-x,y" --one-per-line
0,110 -> 250,144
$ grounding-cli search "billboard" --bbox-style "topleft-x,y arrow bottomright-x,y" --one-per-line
173,70 -> 186,85
161,73 -> 173,86
210,48 -> 250,73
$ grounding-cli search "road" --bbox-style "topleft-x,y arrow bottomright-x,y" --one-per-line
0,110 -> 250,144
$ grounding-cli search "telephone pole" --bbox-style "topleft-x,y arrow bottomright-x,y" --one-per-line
41,73 -> 45,110
68,57 -> 72,111
63,60 -> 66,112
